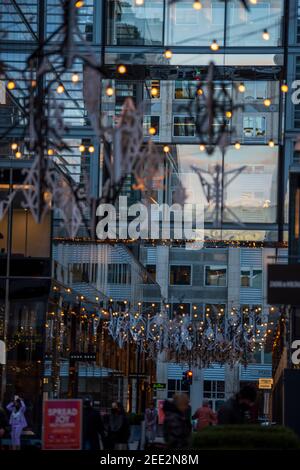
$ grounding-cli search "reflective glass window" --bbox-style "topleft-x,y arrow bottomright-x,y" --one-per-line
165,0 -> 225,46
226,0 -> 283,47
107,0 -> 164,45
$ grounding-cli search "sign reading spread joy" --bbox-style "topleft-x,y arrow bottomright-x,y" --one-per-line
42,399 -> 82,450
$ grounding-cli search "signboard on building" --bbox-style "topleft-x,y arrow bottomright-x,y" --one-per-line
152,383 -> 166,390
268,264 -> 300,305
259,378 -> 273,390
42,399 -> 82,450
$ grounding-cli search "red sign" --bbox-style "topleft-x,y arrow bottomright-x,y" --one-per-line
42,399 -> 82,450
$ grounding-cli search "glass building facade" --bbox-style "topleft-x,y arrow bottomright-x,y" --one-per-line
1,0 -> 299,431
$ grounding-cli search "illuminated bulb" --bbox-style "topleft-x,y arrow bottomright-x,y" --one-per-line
7,81 -> 15,90
234,142 -> 241,150
88,145 -> 95,153
11,143 -> 18,150
226,110 -> 232,118
163,145 -> 170,153
47,149 -> 54,156
75,1 -> 84,7
164,49 -> 173,59
199,144 -> 206,152
210,40 -> 219,51
262,29 -> 270,41
31,80 -> 37,88
264,98 -> 271,107
15,151 -> 22,159
250,0 -> 257,3
149,126 -> 156,135
71,73 -> 79,83
268,139 -> 275,148
281,83 -> 288,93
79,144 -> 85,152
238,83 -> 246,93
193,0 -> 202,10
151,87 -> 159,97
135,0 -> 144,5
197,88 -> 203,96
56,84 -> 64,94
117,64 -> 127,74
106,86 -> 114,96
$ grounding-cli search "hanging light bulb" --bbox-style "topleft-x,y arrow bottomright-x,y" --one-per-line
11,143 -> 18,150
199,144 -> 206,152
135,0 -> 144,5
149,127 -> 156,135
88,145 -> 95,153
7,81 -> 16,90
226,110 -> 232,119
164,48 -> 173,59
75,1 -> 84,7
56,84 -> 64,94
163,145 -> 170,153
250,0 -> 258,3
106,86 -> 114,96
79,144 -> 85,152
117,64 -> 127,74
197,88 -> 203,96
193,0 -> 202,10
238,83 -> 246,93
210,39 -> 219,51
71,73 -> 80,83
268,139 -> 275,148
151,87 -> 159,97
281,83 -> 288,93
234,142 -> 241,150
262,29 -> 270,41
47,148 -> 54,156
263,98 -> 271,107
15,151 -> 22,159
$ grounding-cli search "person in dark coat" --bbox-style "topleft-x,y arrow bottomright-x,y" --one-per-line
0,402 -> 8,447
218,384 -> 257,425
163,394 -> 192,449
82,397 -> 105,450
108,402 -> 130,450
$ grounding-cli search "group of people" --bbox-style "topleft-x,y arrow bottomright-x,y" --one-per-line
82,399 -> 130,450
0,396 -> 27,450
159,384 -> 258,448
0,385 -> 257,450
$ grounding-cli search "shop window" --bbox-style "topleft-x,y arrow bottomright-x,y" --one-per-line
173,116 -> 195,137
241,269 -> 262,288
243,116 -> 266,138
143,116 -> 160,136
107,263 -> 131,284
170,265 -> 191,285
205,266 -> 227,286
146,264 -> 156,281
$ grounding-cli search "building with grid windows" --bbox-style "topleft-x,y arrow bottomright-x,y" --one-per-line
1,0 -> 300,435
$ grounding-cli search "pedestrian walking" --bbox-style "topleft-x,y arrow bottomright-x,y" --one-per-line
218,384 -> 257,425
163,394 -> 192,449
82,397 -> 106,450
145,401 -> 158,444
192,400 -> 217,430
6,396 -> 27,450
108,402 -> 130,450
